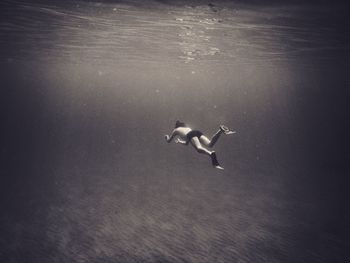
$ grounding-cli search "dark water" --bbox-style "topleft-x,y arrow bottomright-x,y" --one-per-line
1,0 -> 349,262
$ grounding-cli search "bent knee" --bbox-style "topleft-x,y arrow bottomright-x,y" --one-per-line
196,147 -> 205,153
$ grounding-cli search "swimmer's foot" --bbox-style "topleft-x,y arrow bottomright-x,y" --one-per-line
220,125 -> 236,135
211,152 -> 224,170
215,165 -> 224,170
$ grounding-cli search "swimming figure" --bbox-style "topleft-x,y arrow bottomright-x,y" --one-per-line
165,121 -> 235,170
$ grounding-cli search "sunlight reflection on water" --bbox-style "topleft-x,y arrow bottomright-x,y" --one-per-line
0,0 -> 347,66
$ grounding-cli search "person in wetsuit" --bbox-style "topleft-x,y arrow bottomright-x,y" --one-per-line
165,120 -> 235,170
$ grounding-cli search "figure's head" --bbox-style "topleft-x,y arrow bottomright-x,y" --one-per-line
175,120 -> 186,128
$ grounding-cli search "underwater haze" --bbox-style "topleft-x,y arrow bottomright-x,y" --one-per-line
0,0 -> 349,262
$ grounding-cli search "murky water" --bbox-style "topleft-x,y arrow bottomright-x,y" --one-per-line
0,0 -> 348,262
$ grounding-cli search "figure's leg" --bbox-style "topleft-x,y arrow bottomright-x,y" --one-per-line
199,129 -> 223,148
210,152 -> 224,169
191,137 -> 224,169
190,137 -> 213,156
200,126 -> 236,148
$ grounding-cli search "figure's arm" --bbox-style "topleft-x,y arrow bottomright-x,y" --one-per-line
175,138 -> 188,145
165,129 -> 177,143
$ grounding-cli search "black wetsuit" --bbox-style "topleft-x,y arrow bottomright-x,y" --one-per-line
186,130 -> 203,141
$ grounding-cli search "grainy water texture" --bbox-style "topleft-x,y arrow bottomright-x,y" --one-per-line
0,0 -> 349,262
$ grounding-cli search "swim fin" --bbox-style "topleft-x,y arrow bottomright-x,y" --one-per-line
220,125 -> 236,135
